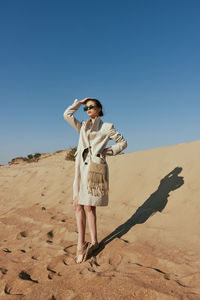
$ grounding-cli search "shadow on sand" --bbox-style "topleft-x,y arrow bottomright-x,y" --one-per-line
91,166 -> 184,257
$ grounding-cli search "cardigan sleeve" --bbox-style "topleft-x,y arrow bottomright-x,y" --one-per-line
108,124 -> 127,155
63,99 -> 83,133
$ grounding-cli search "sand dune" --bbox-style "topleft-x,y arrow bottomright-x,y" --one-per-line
0,141 -> 200,299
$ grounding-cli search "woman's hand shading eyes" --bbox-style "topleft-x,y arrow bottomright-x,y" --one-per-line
80,97 -> 93,104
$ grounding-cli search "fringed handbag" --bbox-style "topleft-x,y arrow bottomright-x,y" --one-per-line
87,160 -> 108,197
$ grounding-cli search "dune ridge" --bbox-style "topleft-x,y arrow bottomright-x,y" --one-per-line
0,141 -> 200,299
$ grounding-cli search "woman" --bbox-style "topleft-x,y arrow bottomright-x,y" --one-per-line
63,97 -> 127,263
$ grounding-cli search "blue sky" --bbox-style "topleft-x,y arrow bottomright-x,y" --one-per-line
0,0 -> 200,165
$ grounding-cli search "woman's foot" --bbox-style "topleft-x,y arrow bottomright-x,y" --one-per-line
75,242 -> 90,264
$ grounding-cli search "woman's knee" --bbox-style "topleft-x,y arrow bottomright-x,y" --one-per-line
86,206 -> 96,213
73,199 -> 84,212
75,204 -> 84,213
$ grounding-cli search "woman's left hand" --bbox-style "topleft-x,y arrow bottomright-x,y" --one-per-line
102,147 -> 112,157
102,148 -> 108,157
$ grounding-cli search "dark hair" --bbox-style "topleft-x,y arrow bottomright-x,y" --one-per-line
85,98 -> 103,117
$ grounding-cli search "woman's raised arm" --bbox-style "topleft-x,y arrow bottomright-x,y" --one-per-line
63,98 -> 93,132
63,99 -> 83,132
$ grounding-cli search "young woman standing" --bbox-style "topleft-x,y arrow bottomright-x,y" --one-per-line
63,97 -> 127,263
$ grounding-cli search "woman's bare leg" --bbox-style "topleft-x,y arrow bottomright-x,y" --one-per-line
73,197 -> 86,263
87,206 -> 98,245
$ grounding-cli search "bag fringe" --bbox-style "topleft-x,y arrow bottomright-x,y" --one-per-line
87,162 -> 108,197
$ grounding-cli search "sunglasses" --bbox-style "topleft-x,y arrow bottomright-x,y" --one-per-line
83,105 -> 97,111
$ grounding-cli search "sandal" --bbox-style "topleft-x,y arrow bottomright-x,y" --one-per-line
75,242 -> 90,264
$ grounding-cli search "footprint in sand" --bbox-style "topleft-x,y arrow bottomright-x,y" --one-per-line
18,270 -> 39,283
31,255 -> 38,260
107,254 -> 122,267
4,284 -> 11,295
0,267 -> 8,275
46,240 -> 53,244
46,230 -> 54,244
48,265 -> 65,279
63,253 -> 76,265
46,259 -> 69,278
4,284 -> 24,296
20,249 -> 26,253
47,230 -> 54,239
47,266 -> 57,280
2,248 -> 12,253
47,266 -> 56,274
16,231 -> 28,240
79,266 -> 100,279
63,244 -> 77,255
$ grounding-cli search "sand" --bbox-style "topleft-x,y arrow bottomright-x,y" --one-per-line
0,141 -> 200,300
